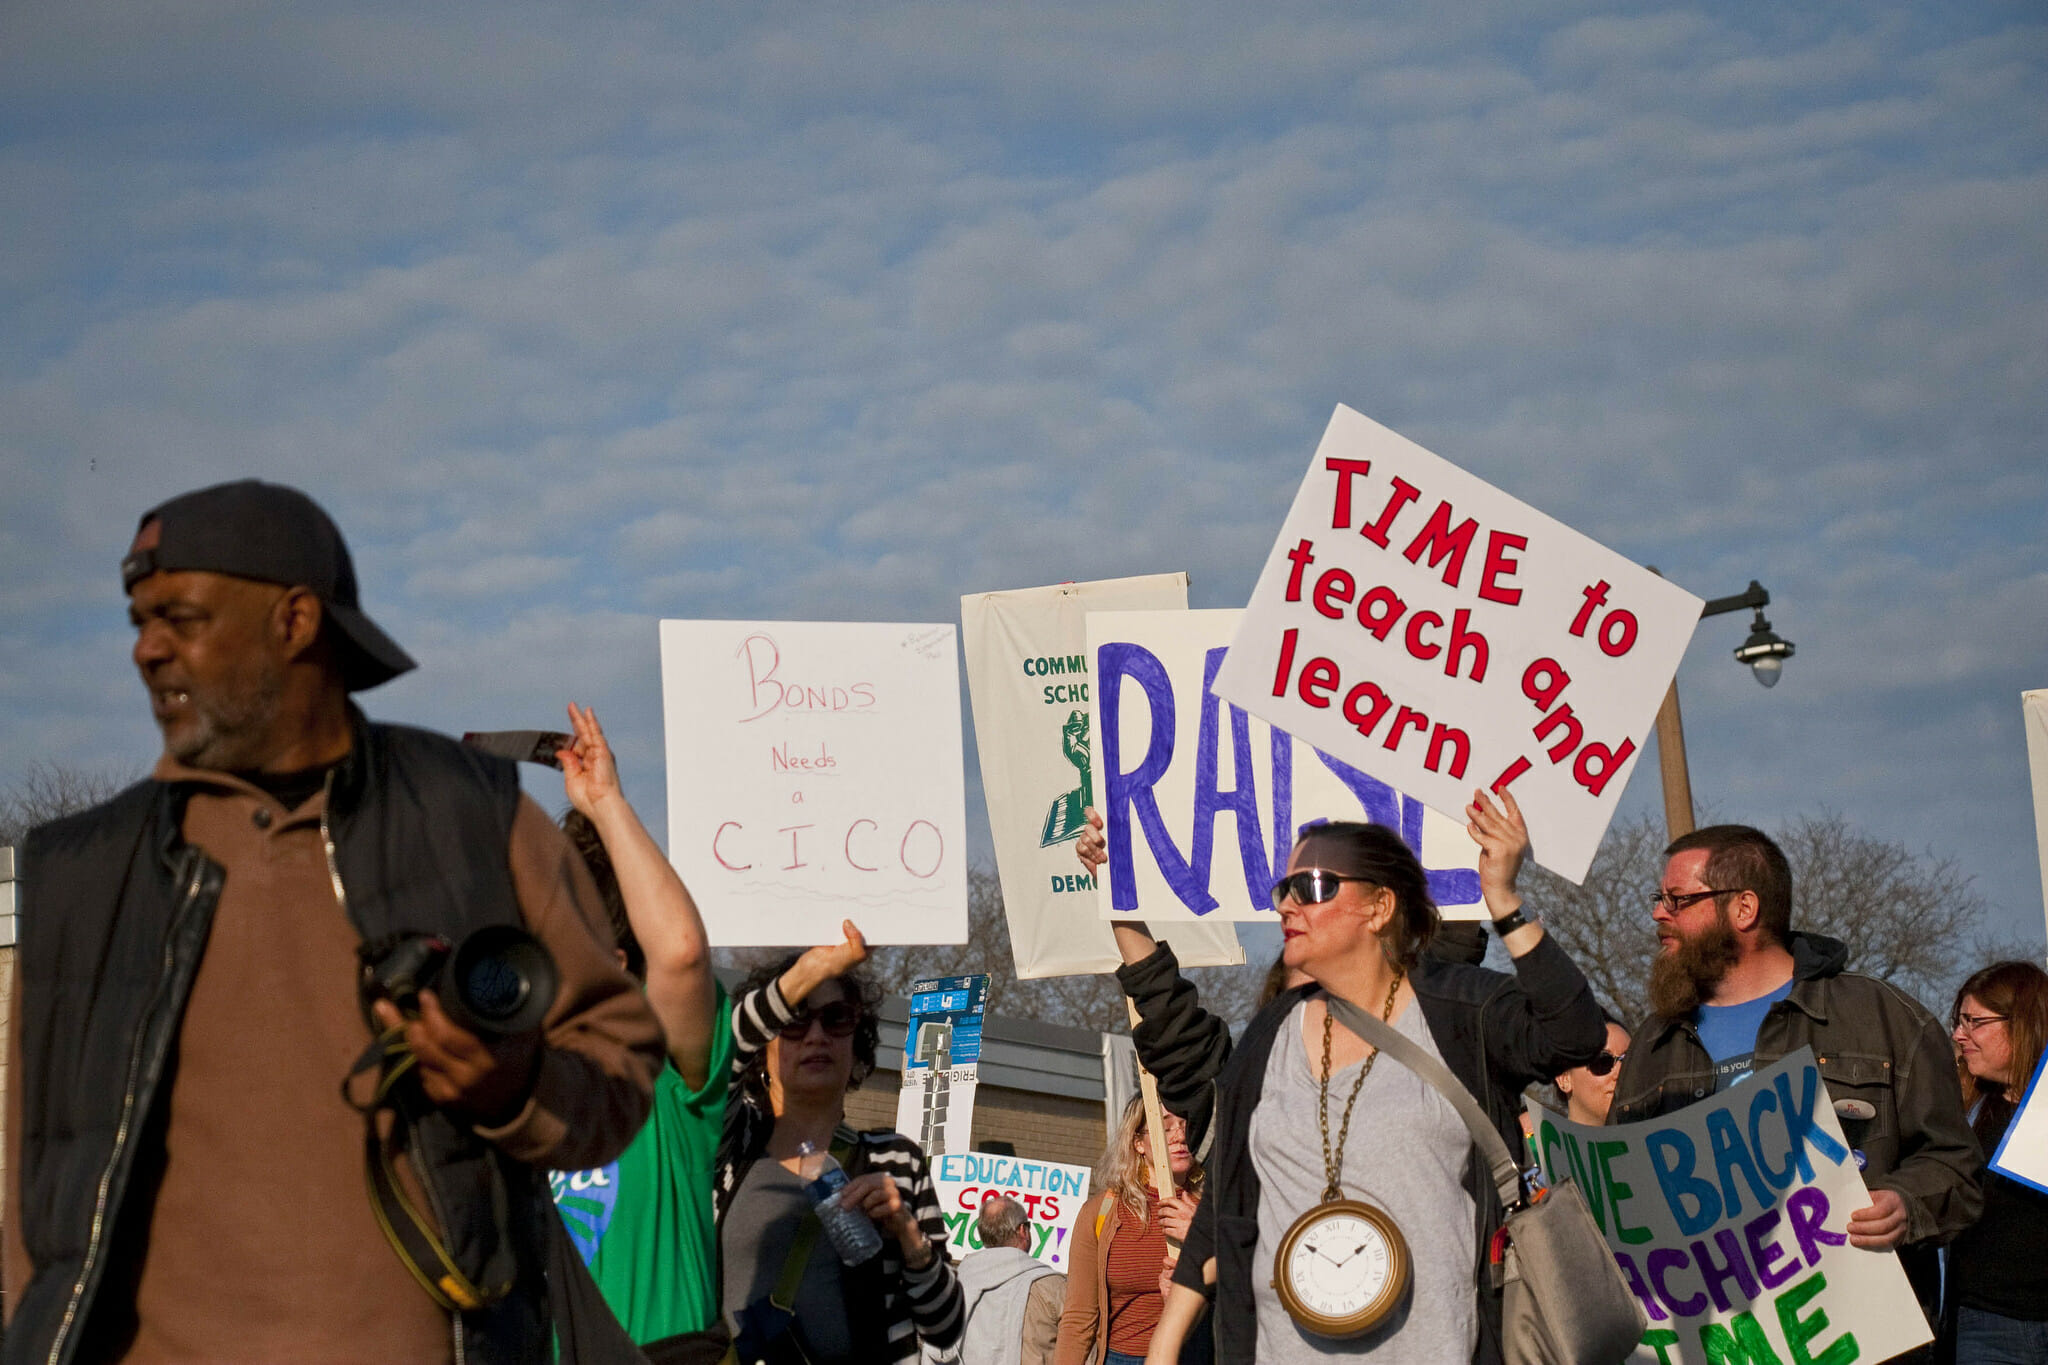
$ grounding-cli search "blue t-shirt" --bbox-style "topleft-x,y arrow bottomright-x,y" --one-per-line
1694,979 -> 1794,1092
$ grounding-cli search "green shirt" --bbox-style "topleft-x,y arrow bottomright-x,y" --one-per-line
551,983 -> 733,1342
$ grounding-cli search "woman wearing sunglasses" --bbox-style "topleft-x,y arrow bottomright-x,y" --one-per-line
715,922 -> 963,1364
1552,1018 -> 1631,1126
1142,789 -> 1604,1365
1942,960 -> 2048,1363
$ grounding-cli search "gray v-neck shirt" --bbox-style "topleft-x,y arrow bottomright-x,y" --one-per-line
1250,997 -> 1477,1363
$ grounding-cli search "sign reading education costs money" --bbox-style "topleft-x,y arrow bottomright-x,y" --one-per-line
932,1152 -> 1093,1269
1089,608 -> 1483,923
962,575 -> 1241,976
1212,405 -> 1703,882
1525,1049 -> 1931,1365
660,620 -> 967,946
894,974 -> 988,1159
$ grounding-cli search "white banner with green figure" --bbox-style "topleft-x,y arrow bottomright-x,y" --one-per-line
962,575 -> 1241,978
1524,1048 -> 1932,1365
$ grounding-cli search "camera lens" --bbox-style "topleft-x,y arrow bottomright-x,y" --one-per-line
461,955 -> 531,1022
444,925 -> 558,1037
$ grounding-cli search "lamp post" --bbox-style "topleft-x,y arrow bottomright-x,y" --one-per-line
1652,579 -> 1796,840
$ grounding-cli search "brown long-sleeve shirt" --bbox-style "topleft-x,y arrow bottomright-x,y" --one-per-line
4,760 -> 664,1363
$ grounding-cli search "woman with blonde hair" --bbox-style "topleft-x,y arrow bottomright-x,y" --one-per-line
1944,959 -> 2048,1362
1055,1096 -> 1202,1365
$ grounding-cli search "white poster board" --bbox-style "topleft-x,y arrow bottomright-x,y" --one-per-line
1212,405 -> 1703,882
1526,1049 -> 1932,1364
660,620 -> 967,946
1088,608 -> 1484,924
963,575 -> 1241,976
894,974 -> 987,1158
931,1152 -> 1093,1270
2024,689 -> 2048,943
1991,1047 -> 2048,1195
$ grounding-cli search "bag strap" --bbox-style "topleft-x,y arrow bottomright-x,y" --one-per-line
769,1134 -> 858,1313
345,1024 -> 500,1312
1321,991 -> 1524,1210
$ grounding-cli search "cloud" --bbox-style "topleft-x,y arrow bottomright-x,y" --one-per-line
3,0 -> 2045,947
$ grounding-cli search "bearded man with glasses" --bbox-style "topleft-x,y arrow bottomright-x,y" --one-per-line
1607,824 -> 1982,1352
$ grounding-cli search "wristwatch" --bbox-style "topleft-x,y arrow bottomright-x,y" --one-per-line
1490,906 -> 1537,936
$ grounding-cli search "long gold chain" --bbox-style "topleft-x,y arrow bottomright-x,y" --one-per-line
1317,970 -> 1405,1204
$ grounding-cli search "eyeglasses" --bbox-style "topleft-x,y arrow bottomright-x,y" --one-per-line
1649,888 -> 1743,915
1584,1050 -> 1628,1077
1269,869 -> 1378,911
1952,1012 -> 2008,1036
779,1002 -> 861,1039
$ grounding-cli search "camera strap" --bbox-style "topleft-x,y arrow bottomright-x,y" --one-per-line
343,1023 -> 505,1313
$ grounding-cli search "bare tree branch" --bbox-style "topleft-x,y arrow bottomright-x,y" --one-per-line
0,761 -> 140,849
718,866 -> 1275,1037
1522,807 -> 2026,1026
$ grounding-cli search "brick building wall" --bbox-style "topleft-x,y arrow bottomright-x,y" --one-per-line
844,1068 -> 1109,1170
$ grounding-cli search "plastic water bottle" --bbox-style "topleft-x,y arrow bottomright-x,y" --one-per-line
798,1140 -> 884,1265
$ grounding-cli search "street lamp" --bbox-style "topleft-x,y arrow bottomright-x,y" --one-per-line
1651,578 -> 1797,839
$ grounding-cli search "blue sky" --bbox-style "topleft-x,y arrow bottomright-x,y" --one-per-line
4,2 -> 2045,949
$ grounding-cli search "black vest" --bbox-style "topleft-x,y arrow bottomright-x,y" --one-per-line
9,715 -> 544,1365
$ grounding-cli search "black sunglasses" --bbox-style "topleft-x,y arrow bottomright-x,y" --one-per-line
1269,869 -> 1378,911
1584,1050 -> 1628,1077
779,1002 -> 861,1039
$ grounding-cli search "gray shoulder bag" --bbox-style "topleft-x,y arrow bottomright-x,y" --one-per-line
1324,993 -> 1646,1365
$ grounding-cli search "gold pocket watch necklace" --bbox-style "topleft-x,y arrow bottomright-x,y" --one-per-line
1272,971 -> 1413,1339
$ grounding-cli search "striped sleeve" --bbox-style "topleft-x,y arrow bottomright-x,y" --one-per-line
731,976 -> 796,1069
862,1132 -> 965,1356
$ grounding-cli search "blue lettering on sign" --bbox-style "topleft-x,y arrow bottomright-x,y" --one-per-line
549,1163 -> 620,1265
1099,642 -> 1482,915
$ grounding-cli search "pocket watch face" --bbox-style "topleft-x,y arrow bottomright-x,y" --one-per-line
1285,1209 -> 1394,1318
1275,1198 -> 1410,1337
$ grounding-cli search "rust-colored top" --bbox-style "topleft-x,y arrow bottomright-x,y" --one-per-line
5,759 -> 663,1363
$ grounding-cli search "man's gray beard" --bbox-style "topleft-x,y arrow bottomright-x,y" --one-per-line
168,660 -> 287,771
1647,909 -> 1742,1018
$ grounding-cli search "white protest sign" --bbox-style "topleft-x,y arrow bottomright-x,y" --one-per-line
1088,608 -> 1483,923
931,1151 -> 1093,1270
895,974 -> 988,1157
1212,405 -> 1703,882
963,576 -> 1241,976
1990,1047 -> 2048,1195
2025,689 -> 2048,944
660,620 -> 967,945
1526,1049 -> 1931,1365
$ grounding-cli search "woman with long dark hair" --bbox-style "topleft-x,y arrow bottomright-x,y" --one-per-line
1142,791 -> 1604,1365
715,923 -> 964,1364
1944,960 -> 2048,1363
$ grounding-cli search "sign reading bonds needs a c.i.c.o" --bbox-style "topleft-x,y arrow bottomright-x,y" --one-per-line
660,620 -> 967,946
1212,405 -> 1704,883
1526,1049 -> 1932,1365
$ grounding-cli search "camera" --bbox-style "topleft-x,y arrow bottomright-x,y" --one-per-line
359,925 -> 559,1039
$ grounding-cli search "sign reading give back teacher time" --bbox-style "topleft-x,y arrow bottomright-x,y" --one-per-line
1213,406 -> 1704,883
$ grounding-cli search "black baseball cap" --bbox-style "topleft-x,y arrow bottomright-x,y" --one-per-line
121,479 -> 417,691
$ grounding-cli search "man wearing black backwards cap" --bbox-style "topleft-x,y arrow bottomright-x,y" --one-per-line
3,481 -> 665,1365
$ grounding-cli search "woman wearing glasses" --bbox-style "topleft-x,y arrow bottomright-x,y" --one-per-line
1551,1017 -> 1631,1126
1142,789 -> 1605,1365
716,923 -> 964,1364
1943,961 -> 2048,1363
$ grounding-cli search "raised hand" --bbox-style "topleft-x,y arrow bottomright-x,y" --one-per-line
1465,787 -> 1530,911
557,702 -> 622,821
1076,806 -> 1106,873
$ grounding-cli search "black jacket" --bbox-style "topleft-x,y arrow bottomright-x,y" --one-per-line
1609,931 -> 1983,1327
1128,936 -> 1604,1365
9,713 -> 547,1365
